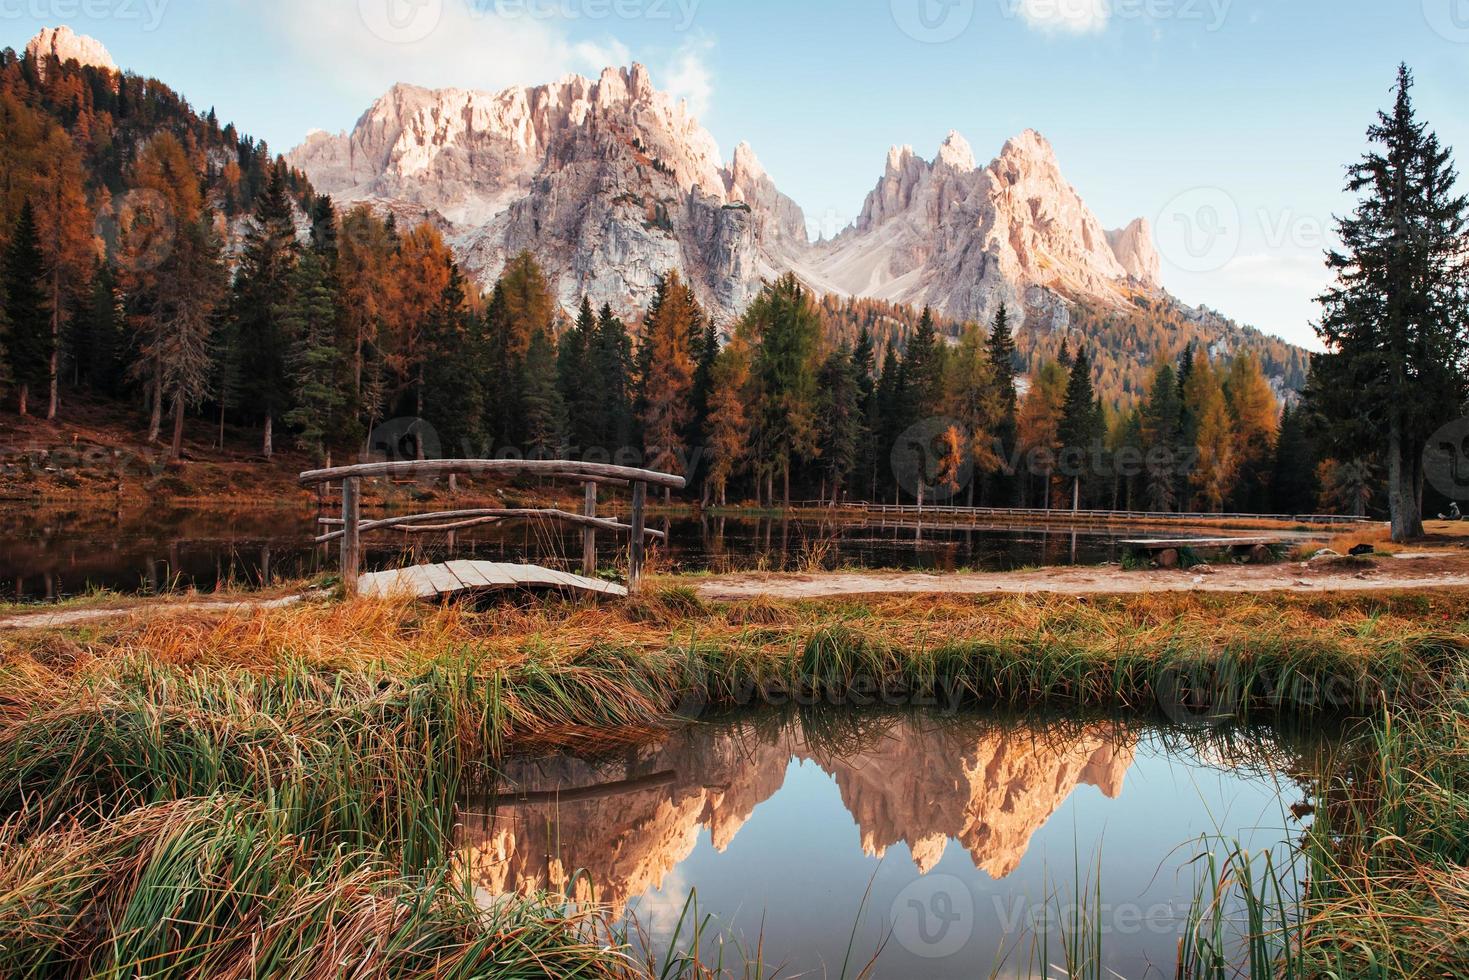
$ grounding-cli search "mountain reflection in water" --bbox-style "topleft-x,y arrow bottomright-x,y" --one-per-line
458,712 -> 1308,977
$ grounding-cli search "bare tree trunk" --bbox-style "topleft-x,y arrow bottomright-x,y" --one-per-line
263,414 -> 273,460
147,369 -> 162,443
170,396 -> 185,460
1387,412 -> 1423,542
17,383 -> 29,418
47,279 -> 60,420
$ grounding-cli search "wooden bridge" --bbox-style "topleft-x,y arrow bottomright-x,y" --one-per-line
299,459 -> 687,599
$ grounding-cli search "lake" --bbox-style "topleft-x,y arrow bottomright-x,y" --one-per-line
3,505 -> 1199,602
460,709 -> 1316,979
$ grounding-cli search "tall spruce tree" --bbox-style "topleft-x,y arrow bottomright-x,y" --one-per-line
592,302 -> 635,453
282,250 -> 348,463
987,303 -> 1020,504
230,169 -> 299,457
747,274 -> 822,506
521,327 -> 566,458
3,202 -> 49,414
816,346 -> 862,505
1057,347 -> 1103,508
1312,65 -> 1469,541
1141,365 -> 1183,513
557,298 -> 599,454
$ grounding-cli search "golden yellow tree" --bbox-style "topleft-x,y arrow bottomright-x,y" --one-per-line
704,337 -> 752,506
1185,353 -> 1237,512
1017,360 -> 1068,508
638,271 -> 701,497
32,128 -> 96,419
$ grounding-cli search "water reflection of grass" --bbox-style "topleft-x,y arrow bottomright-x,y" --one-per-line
0,589 -> 1464,976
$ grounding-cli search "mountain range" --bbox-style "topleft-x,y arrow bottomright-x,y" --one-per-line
22,27 -> 1311,399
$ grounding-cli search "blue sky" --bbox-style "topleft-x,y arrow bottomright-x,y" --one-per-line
5,0 -> 1467,349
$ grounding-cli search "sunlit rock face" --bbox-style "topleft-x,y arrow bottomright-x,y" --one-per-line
289,70 -> 1156,325
26,27 -> 118,79
457,717 -> 1137,915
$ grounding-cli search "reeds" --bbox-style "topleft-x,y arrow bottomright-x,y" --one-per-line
1,586 -> 1466,976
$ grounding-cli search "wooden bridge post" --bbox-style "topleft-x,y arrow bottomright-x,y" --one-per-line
582,481 -> 598,578
629,480 -> 647,593
341,477 -> 361,595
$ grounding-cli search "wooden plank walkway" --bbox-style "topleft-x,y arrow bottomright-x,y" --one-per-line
356,561 -> 629,601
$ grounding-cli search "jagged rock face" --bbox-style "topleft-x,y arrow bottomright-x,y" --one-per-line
26,27 -> 117,79
288,70 -> 1160,326
457,717 -> 1137,914
800,129 -> 1160,328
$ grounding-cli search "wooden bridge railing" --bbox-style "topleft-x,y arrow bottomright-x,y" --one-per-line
298,460 -> 687,595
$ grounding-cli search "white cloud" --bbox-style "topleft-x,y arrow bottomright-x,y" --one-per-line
247,0 -> 637,107
660,38 -> 715,119
1015,0 -> 1111,35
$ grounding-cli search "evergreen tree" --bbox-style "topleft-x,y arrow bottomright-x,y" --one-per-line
1311,65 -> 1469,542
1141,365 -> 1183,513
421,262 -> 484,459
592,302 -> 635,453
282,250 -> 348,463
229,169 -> 299,457
309,195 -> 338,261
3,202 -> 49,414
852,328 -> 880,502
521,327 -> 566,458
874,347 -> 904,502
1272,404 -> 1319,515
556,298 -> 599,454
987,303 -> 1020,504
688,316 -> 719,484
816,346 -> 862,504
1057,348 -> 1103,507
901,306 -> 945,423
71,262 -> 127,396
153,216 -> 228,458
746,274 -> 822,506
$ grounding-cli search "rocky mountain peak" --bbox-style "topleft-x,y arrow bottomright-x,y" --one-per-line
935,130 -> 976,173
26,26 -> 117,79
1107,217 -> 1162,286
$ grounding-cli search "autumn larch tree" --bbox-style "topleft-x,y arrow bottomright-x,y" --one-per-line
638,271 -> 702,498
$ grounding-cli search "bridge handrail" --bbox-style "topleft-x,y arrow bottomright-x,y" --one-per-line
299,458 -> 686,490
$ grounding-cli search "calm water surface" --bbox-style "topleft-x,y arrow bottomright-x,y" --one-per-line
4,505 -> 1211,602
461,710 -> 1316,979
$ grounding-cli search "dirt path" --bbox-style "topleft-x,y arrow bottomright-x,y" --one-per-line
0,594 -> 310,631
695,554 -> 1469,601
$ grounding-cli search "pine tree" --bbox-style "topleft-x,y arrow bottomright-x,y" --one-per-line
521,327 -> 566,458
1311,65 -> 1469,542
592,302 -> 635,454
155,216 -> 228,458
746,274 -> 822,506
282,250 -> 348,463
816,347 -> 862,505
1141,365 -> 1183,513
1272,404 -> 1319,515
230,168 -> 299,457
901,306 -> 945,423
1057,348 -> 1103,508
874,347 -> 904,502
3,202 -> 49,414
309,195 -> 338,261
852,328 -> 879,502
688,317 -> 719,490
557,298 -> 599,454
987,303 -> 1020,504
421,262 -> 484,459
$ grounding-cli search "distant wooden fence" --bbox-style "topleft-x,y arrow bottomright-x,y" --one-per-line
298,460 -> 687,595
794,503 -> 1376,527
